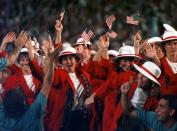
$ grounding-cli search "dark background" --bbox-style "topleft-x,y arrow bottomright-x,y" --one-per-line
0,0 -> 176,49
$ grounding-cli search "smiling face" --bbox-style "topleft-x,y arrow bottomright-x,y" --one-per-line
18,53 -> 30,67
74,44 -> 91,62
60,54 -> 78,73
155,98 -> 173,122
74,44 -> 85,54
137,73 -> 153,93
119,57 -> 134,71
19,57 -> 30,66
153,42 -> 164,59
164,40 -> 177,57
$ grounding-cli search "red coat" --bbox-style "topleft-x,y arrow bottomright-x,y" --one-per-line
8,64 -> 22,75
44,66 -> 90,131
159,57 -> 177,96
86,59 -> 114,131
3,60 -> 41,105
0,51 -> 7,58
87,59 -> 114,92
3,73 -> 41,105
110,82 -> 138,131
95,70 -> 135,131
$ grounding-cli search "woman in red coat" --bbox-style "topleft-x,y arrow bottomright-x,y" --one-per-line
44,45 -> 92,131
85,45 -> 141,131
4,48 -> 41,105
159,24 -> 177,96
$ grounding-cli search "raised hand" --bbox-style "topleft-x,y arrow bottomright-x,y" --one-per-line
48,34 -> 54,52
2,32 -> 16,44
25,37 -> 33,50
134,31 -> 142,55
41,40 -> 49,57
49,45 -> 62,61
25,37 -> 35,61
1,32 -> 16,51
98,35 -> 109,50
144,43 -> 157,59
55,20 -> 63,32
120,82 -> 131,95
15,31 -> 28,49
139,40 -> 148,53
134,31 -> 142,46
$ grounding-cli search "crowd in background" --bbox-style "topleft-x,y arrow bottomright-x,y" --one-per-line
0,0 -> 177,48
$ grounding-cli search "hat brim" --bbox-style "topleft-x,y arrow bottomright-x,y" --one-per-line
58,53 -> 83,64
162,37 -> 177,42
114,55 -> 142,60
72,43 -> 85,47
133,64 -> 160,85
72,43 -> 93,49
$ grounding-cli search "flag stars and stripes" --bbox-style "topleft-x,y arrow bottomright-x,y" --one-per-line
106,15 -> 116,30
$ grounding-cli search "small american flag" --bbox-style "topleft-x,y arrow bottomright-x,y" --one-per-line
126,16 -> 139,25
106,15 -> 116,30
81,30 -> 94,42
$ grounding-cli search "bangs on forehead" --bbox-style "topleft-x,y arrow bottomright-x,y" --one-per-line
59,54 -> 79,62
19,52 -> 29,59
164,39 -> 177,44
120,57 -> 135,61
155,42 -> 163,47
61,54 -> 76,59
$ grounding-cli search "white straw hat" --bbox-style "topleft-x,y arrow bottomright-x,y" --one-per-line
147,37 -> 162,44
62,42 -> 72,48
162,24 -> 177,42
73,37 -> 92,48
115,45 -> 141,59
133,61 -> 161,85
20,48 -> 28,53
58,45 -> 82,63
108,50 -> 119,57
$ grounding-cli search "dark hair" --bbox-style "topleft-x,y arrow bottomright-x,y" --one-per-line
58,54 -> 79,64
114,57 -> 135,73
161,40 -> 177,55
161,95 -> 177,120
3,87 -> 27,118
17,52 -> 29,63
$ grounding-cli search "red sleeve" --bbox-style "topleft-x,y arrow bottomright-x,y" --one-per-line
110,82 -> 138,131
30,57 -> 44,82
2,75 -> 19,97
0,51 -> 7,58
87,59 -> 114,80
52,69 -> 62,89
95,71 -> 118,98
54,41 -> 63,49
33,76 -> 42,94
8,64 -> 22,75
